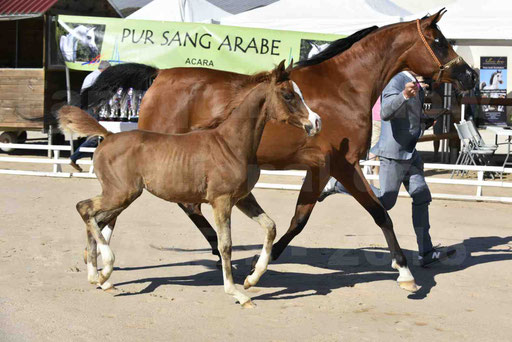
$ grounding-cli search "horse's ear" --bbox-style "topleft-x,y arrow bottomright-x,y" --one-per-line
274,59 -> 288,83
285,59 -> 294,74
423,8 -> 447,27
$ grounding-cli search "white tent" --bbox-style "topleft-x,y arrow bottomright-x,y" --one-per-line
219,0 -> 403,35
127,0 -> 230,22
410,0 -> 512,41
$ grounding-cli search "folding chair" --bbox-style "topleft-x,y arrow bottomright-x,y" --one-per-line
452,122 -> 494,178
467,120 -> 498,151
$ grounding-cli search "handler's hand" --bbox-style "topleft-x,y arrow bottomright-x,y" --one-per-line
403,82 -> 419,99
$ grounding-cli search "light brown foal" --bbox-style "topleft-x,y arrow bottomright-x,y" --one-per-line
59,61 -> 314,308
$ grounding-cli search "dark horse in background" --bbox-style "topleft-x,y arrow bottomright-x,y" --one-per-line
89,10 -> 477,292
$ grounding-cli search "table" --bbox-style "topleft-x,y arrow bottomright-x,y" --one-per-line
486,126 -> 512,171
99,121 -> 138,133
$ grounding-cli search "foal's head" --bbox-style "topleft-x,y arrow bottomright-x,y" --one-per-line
265,60 -> 317,136
402,9 -> 477,90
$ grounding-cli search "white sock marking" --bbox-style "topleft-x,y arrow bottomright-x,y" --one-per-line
392,259 -> 415,282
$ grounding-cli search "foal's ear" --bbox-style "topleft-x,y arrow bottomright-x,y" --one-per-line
424,8 -> 447,27
273,59 -> 290,83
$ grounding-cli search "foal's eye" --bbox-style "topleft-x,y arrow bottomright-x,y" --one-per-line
283,92 -> 295,101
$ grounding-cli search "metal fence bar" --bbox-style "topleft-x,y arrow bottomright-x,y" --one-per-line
1,142 -> 512,203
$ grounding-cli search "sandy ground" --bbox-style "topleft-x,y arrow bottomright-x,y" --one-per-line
1,174 -> 511,341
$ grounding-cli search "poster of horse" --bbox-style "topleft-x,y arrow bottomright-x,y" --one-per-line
57,21 -> 106,63
479,56 -> 508,125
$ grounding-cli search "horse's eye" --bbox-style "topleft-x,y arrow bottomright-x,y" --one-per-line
283,92 -> 295,101
434,38 -> 440,44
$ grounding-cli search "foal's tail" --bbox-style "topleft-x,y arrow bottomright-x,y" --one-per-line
87,62 -> 158,107
58,106 -> 112,139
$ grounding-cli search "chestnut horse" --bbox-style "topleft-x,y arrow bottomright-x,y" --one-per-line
90,10 -> 477,292
60,61 -> 315,307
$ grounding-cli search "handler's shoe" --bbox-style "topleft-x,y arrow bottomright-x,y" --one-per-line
70,160 -> 83,173
318,177 -> 337,202
419,247 -> 456,267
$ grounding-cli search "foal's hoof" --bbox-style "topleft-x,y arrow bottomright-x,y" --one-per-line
241,300 -> 256,309
100,281 -> 115,291
243,277 -> 253,290
398,280 -> 420,292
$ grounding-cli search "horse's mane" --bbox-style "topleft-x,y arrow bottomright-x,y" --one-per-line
191,71 -> 273,131
294,26 -> 379,68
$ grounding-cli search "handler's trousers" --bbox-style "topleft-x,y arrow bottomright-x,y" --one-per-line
332,152 -> 433,256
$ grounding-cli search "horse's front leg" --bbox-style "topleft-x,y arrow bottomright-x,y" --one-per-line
271,168 -> 330,260
330,162 -> 418,292
177,203 -> 219,257
212,196 -> 254,308
234,193 -> 276,289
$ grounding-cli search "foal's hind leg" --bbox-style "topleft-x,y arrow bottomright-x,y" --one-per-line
212,196 -> 254,308
235,193 -> 276,289
177,203 -> 219,257
331,163 -> 418,292
83,218 -> 117,264
77,192 -> 140,289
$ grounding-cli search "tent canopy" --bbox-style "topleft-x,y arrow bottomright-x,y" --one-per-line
219,0 -> 403,35
414,0 -> 512,41
128,0 -> 231,22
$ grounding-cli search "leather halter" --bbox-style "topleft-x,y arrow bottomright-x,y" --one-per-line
416,19 -> 462,81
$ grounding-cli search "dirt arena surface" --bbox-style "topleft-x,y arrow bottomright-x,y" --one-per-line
1,174 -> 511,341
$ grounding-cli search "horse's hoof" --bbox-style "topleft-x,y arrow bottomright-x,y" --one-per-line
100,281 -> 115,291
212,248 -> 220,257
241,300 -> 256,309
398,280 -> 419,292
243,277 -> 252,290
88,276 -> 99,285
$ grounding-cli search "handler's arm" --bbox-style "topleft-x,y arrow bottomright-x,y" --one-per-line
380,83 -> 409,121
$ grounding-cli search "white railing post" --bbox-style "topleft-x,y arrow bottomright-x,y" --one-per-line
52,149 -> 62,173
476,170 -> 484,198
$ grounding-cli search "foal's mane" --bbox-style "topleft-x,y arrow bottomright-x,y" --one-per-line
191,70 -> 273,130
295,25 -> 379,68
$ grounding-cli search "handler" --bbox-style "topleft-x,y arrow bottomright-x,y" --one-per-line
319,71 -> 455,267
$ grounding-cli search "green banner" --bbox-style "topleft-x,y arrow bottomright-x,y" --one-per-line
56,15 -> 343,74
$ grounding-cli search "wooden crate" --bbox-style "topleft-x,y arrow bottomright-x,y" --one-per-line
0,68 -> 44,131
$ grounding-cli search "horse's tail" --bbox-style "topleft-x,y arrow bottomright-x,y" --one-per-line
87,62 -> 158,107
58,106 -> 112,139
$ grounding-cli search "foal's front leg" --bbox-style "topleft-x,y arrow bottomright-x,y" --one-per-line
212,196 -> 254,308
235,193 -> 276,289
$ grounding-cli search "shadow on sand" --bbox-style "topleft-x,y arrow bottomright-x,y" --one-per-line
112,236 -> 512,301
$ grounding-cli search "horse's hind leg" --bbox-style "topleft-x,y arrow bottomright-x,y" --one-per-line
177,203 -> 219,257
212,196 -> 254,308
271,168 -> 330,260
77,192 -> 140,289
83,218 -> 117,264
331,164 -> 418,292
235,193 -> 276,289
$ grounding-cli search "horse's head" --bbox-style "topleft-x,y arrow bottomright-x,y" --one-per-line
404,9 -> 477,90
77,25 -> 99,57
267,60 -> 321,136
493,71 -> 504,85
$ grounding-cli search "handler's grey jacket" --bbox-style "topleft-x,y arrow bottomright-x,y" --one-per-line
370,71 -> 425,160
